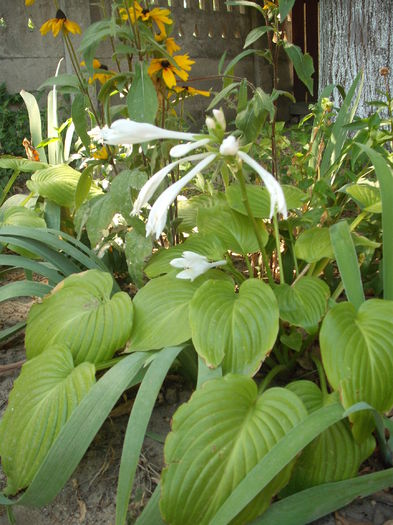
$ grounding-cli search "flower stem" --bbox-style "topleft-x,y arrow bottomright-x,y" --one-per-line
235,166 -> 274,285
272,213 -> 284,284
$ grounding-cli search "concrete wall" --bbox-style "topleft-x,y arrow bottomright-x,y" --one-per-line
0,0 -> 291,118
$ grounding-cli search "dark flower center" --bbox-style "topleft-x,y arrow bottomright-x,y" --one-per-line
56,9 -> 67,20
100,64 -> 109,71
141,8 -> 150,15
161,60 -> 170,68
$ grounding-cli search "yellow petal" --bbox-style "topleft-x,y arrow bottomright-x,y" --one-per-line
174,54 -> 195,71
166,37 -> 180,55
52,19 -> 64,37
40,19 -> 55,35
162,68 -> 177,88
65,19 -> 81,34
148,60 -> 163,77
25,0 -> 35,5
173,67 -> 189,82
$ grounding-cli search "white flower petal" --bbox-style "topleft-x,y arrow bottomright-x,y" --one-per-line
100,119 -> 196,145
219,135 -> 239,156
237,150 -> 288,219
169,251 -> 226,281
145,154 -> 217,239
131,153 -> 209,215
213,109 -> 226,130
170,138 -> 211,158
205,116 -> 215,131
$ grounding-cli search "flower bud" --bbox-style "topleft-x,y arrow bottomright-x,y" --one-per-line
219,135 -> 239,156
205,116 -> 216,131
212,108 -> 226,130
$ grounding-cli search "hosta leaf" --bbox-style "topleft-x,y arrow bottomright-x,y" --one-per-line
178,194 -> 224,232
0,156 -> 48,172
226,184 -> 306,219
130,271 -> 232,351
273,277 -> 330,332
295,227 -> 334,262
25,269 -> 133,364
198,199 -> 267,254
125,229 -> 152,288
0,344 -> 95,495
320,299 -> 393,440
160,375 -> 307,525
0,207 -> 46,257
144,233 -> 226,278
26,165 -> 102,208
189,279 -> 279,375
345,183 -> 381,213
283,381 -> 375,495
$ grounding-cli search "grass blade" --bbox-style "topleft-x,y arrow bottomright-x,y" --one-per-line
116,346 -> 183,525
0,321 -> 26,342
0,281 -> 52,302
253,467 -> 393,525
329,221 -> 365,308
0,254 -> 63,284
134,484 -> 165,525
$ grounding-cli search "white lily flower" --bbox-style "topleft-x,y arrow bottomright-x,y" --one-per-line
205,116 -> 216,132
237,150 -> 288,219
213,109 -> 226,130
170,138 -> 211,158
131,153 -> 210,216
145,154 -> 217,239
170,251 -> 226,281
219,135 -> 239,156
100,119 -> 196,145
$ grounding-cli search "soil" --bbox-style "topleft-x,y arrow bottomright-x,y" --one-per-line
0,286 -> 392,525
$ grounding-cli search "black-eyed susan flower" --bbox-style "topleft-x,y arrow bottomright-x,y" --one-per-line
172,85 -> 211,97
165,37 -> 181,55
120,2 -> 172,37
148,54 -> 194,89
40,10 -> 81,37
80,59 -> 114,85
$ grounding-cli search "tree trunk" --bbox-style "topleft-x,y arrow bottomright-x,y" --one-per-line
319,0 -> 393,117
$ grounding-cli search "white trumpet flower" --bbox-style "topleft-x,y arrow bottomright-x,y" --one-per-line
170,251 -> 226,281
145,154 -> 217,239
100,119 -> 196,145
170,138 -> 211,158
131,153 -> 210,216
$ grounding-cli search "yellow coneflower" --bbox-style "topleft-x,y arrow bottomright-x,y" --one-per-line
40,10 -> 81,37
25,0 -> 35,6
165,37 -> 181,55
172,85 -> 211,97
80,59 -> 114,85
148,54 -> 194,89
120,2 -> 172,38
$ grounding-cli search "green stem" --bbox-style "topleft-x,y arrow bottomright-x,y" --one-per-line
312,356 -> 328,397
288,225 -> 299,277
0,169 -> 19,207
258,364 -> 288,393
349,210 -> 367,232
331,281 -> 344,302
235,166 -> 274,285
273,213 -> 284,283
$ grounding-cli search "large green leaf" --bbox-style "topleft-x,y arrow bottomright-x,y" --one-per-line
226,184 -> 305,219
198,199 -> 267,254
283,43 -> 314,95
127,61 -> 158,124
320,299 -> 393,440
1,206 -> 46,257
178,194 -> 222,233
344,183 -> 381,213
273,277 -> 330,332
0,344 -> 95,495
130,271 -> 231,351
25,269 -> 133,364
279,0 -> 295,21
0,156 -> 48,172
295,227 -> 334,262
160,375 -> 308,525
27,164 -> 101,208
144,233 -> 225,278
20,90 -> 47,163
283,381 -> 375,495
189,279 -> 279,375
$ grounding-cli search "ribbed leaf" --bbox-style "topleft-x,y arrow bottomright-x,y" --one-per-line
144,234 -> 225,278
283,381 -> 375,495
0,344 -> 95,495
198,200 -> 267,254
273,277 -> 330,332
125,229 -> 152,288
189,279 -> 279,375
27,165 -> 101,208
25,270 -> 133,364
345,183 -> 381,213
226,184 -> 305,219
127,61 -> 158,124
130,271 -> 231,351
320,299 -> 393,440
20,90 -> 47,163
0,156 -> 48,172
160,375 -> 307,525
295,227 -> 334,262
1,206 -> 46,257
178,194 -> 218,232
